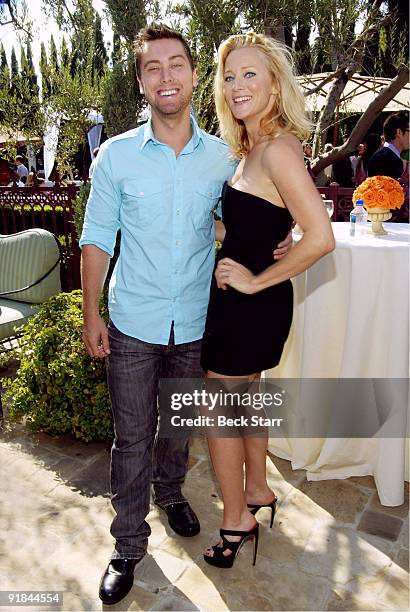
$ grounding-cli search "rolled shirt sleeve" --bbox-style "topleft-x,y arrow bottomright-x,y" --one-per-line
79,145 -> 121,257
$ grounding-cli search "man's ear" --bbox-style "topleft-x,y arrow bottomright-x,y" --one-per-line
193,69 -> 198,89
137,77 -> 144,96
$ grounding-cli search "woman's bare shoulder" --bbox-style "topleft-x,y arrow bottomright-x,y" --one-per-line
262,133 -> 304,176
265,133 -> 303,156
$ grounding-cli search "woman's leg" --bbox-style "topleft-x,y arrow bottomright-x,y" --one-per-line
243,375 -> 276,505
203,371 -> 257,557
244,435 -> 277,505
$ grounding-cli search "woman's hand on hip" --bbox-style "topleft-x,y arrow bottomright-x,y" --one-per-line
215,257 -> 257,294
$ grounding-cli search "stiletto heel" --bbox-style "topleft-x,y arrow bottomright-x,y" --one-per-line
247,497 -> 277,528
252,528 -> 259,565
203,523 -> 259,568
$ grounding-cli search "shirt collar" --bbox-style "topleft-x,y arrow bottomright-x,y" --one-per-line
140,114 -> 203,152
384,141 -> 401,158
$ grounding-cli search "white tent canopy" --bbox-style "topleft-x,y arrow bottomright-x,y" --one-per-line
298,73 -> 410,113
87,110 -> 104,159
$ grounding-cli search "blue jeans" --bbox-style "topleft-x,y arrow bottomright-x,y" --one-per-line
107,321 -> 204,559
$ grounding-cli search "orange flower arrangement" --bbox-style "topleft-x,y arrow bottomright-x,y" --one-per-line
353,175 -> 405,210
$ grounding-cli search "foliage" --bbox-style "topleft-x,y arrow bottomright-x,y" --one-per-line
1,291 -> 113,442
73,181 -> 91,238
40,5 -> 106,174
92,12 -> 108,82
0,0 -> 31,36
104,0 -> 147,45
102,53 -> 142,136
0,43 -> 43,160
4,0 -> 406,163
101,0 -> 147,136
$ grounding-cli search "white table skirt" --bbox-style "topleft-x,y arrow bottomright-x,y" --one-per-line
267,222 -> 409,506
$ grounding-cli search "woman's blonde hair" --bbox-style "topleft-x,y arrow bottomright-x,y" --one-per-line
214,32 -> 312,158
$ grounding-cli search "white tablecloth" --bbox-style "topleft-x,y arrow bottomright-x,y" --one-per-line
268,222 -> 409,505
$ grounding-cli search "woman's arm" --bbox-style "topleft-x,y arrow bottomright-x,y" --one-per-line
215,136 -> 335,293
214,219 -> 226,242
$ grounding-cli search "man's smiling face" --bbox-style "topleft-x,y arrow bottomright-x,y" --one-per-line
138,38 -> 197,118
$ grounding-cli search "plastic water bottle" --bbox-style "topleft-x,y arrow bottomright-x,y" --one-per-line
350,199 -> 368,237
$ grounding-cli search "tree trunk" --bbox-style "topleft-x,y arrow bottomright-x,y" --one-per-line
311,67 -> 409,175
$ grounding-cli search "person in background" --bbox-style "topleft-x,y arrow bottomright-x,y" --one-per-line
89,147 -> 100,178
314,142 -> 333,187
331,156 -> 354,187
15,155 -> 28,180
25,172 -> 34,186
302,142 -> 315,178
354,133 -> 382,186
0,155 -> 12,185
350,143 -> 365,175
8,170 -> 24,187
302,141 -> 312,161
367,111 -> 410,179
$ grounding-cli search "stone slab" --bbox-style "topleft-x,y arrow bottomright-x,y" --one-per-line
357,510 -> 403,542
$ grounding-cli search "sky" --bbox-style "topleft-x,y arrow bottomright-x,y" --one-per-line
0,0 -> 112,72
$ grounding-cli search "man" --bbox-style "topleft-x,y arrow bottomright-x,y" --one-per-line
15,155 -> 28,179
367,111 -> 410,179
80,23 -> 291,605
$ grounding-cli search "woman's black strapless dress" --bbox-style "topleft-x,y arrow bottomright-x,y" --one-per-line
201,182 -> 294,376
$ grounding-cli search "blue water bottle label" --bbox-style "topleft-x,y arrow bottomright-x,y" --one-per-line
350,214 -> 356,236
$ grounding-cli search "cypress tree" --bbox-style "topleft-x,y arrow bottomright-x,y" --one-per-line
112,31 -> 122,64
0,43 -> 9,92
49,35 -> 59,72
92,12 -> 108,80
40,42 -> 52,100
9,47 -> 20,96
61,37 -> 70,69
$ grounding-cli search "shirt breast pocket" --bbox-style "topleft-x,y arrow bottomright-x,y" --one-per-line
122,179 -> 164,232
194,181 -> 222,230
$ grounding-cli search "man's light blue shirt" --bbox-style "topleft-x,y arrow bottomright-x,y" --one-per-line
385,141 -> 401,158
79,117 -> 237,345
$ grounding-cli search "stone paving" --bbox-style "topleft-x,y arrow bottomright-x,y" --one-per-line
0,406 -> 408,611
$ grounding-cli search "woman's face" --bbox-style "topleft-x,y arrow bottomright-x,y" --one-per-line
223,47 -> 277,123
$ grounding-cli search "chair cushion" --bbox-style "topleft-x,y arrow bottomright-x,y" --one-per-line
0,299 -> 39,341
0,229 -> 61,304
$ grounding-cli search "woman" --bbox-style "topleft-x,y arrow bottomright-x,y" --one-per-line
354,133 -> 382,186
200,33 -> 335,568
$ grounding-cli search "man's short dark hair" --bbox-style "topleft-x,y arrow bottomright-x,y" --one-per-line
383,111 -> 409,142
134,23 -> 194,78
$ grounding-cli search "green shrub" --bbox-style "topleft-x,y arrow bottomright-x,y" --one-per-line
1,290 -> 113,442
73,181 -> 91,239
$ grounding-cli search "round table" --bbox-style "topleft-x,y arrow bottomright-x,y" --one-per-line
267,222 -> 409,505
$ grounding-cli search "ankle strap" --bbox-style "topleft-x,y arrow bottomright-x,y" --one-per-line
220,526 -> 257,537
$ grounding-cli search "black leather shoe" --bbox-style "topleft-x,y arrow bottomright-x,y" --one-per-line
157,501 -> 200,537
98,558 -> 139,605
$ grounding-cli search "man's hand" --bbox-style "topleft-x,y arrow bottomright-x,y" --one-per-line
83,313 -> 110,358
215,257 -> 256,294
273,230 -> 293,260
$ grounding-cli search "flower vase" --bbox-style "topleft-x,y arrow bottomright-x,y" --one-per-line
366,207 -> 392,235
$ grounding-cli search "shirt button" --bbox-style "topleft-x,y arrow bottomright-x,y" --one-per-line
176,209 -> 180,215
139,191 -> 144,195
176,240 -> 180,246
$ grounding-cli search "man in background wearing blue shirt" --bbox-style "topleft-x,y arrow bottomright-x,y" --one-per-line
80,23 -> 290,605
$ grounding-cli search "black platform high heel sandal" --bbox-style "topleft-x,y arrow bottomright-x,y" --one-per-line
203,524 -> 259,568
247,497 -> 277,528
